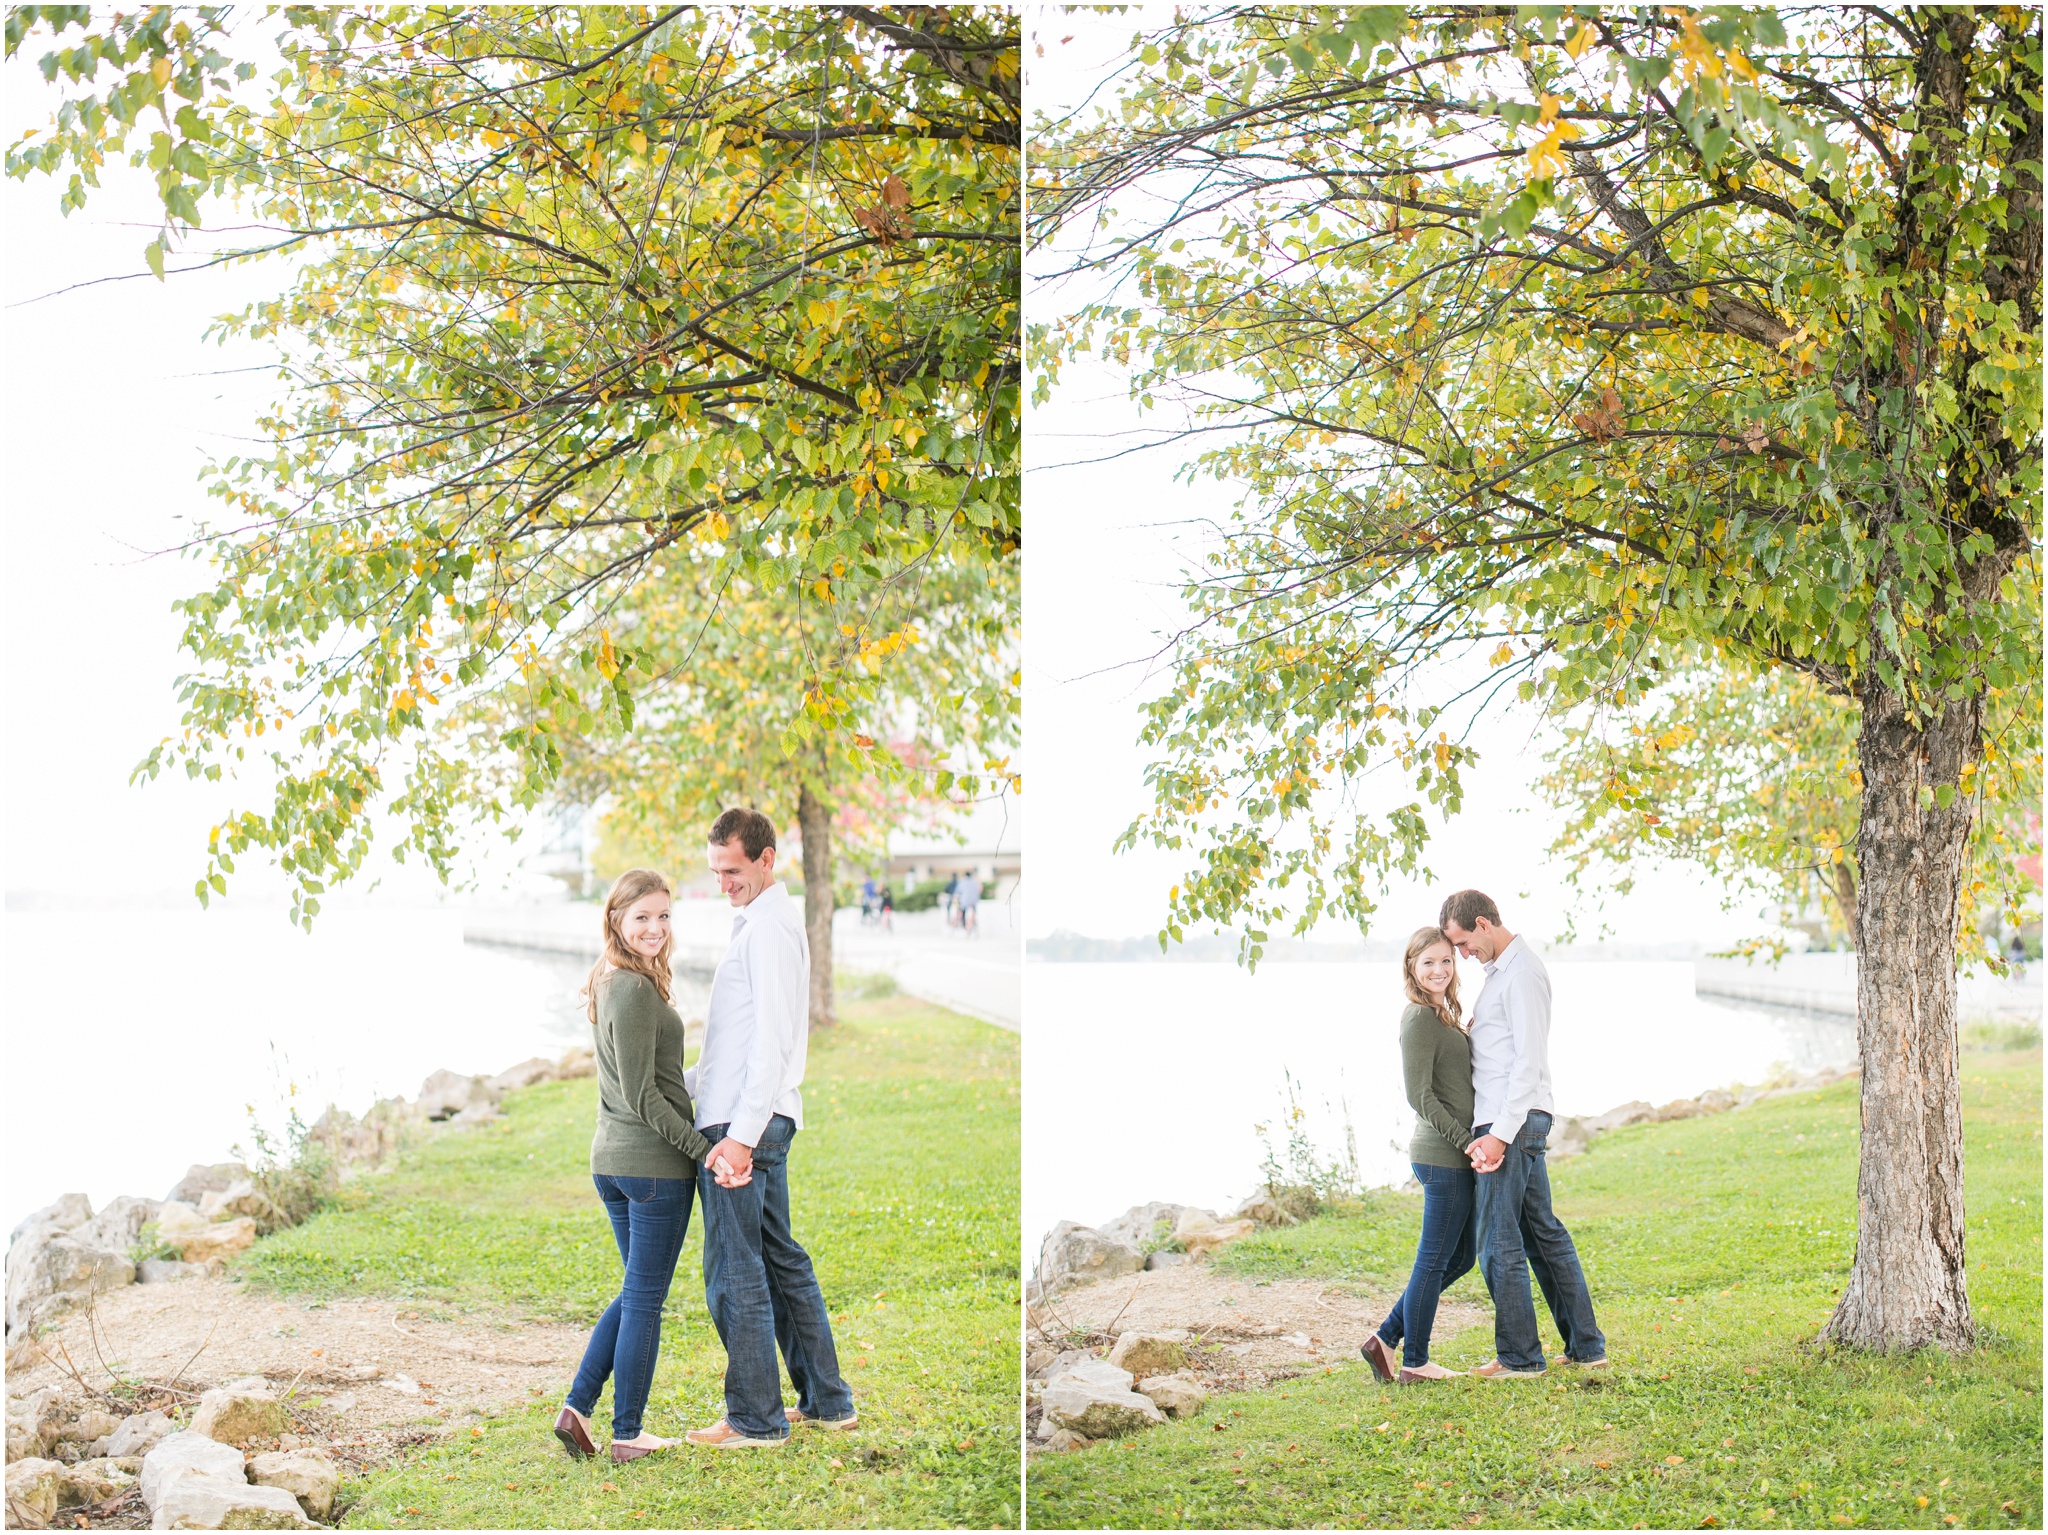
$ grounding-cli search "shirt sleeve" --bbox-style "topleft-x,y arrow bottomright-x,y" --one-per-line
1492,964 -> 1551,1146
728,920 -> 805,1148
605,974 -> 713,1164
1402,1011 -> 1474,1152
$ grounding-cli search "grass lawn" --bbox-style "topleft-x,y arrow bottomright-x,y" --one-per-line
1027,1049 -> 2041,1530
245,994 -> 1020,1529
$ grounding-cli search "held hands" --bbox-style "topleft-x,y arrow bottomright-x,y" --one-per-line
707,1136 -> 755,1188
1468,1134 -> 1509,1175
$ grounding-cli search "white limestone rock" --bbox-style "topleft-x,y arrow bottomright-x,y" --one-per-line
139,1432 -> 248,1509
248,1448 -> 338,1520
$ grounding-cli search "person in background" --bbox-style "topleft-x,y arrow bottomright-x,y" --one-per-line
957,870 -> 981,937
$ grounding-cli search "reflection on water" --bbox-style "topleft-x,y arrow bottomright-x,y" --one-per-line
1022,960 -> 1859,1247
2,909 -> 714,1230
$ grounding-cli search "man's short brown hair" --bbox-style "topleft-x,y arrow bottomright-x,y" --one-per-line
709,807 -> 777,861
1439,889 -> 1502,933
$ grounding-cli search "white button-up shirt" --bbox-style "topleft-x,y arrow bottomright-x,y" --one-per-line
1467,935 -> 1554,1146
686,880 -> 809,1147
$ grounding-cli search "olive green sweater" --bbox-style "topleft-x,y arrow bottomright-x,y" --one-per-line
590,969 -> 714,1178
1400,1001 -> 1476,1168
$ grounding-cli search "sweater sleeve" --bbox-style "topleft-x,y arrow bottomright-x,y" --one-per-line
1402,1009 -> 1474,1152
604,974 -> 714,1165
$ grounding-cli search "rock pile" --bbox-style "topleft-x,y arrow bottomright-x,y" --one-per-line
1028,1334 -> 1211,1452
4,1048 -> 598,1349
6,1375 -> 342,1529
1032,1193 -> 1292,1299
1544,1064 -> 1859,1160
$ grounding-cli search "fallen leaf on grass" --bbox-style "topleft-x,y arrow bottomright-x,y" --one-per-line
1699,1519 -> 1722,1529
828,1458 -> 843,1470
1665,1455 -> 1686,1465
1594,1461 -> 1613,1470
956,1439 -> 975,1451
1375,1422 -> 1392,1433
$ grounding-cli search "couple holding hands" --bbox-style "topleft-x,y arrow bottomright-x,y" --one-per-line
553,808 -> 855,1464
1361,890 -> 1609,1384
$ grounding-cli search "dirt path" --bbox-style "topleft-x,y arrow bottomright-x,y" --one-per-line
12,1276 -> 588,1476
1025,1262 -> 1488,1431
1034,1262 -> 1484,1370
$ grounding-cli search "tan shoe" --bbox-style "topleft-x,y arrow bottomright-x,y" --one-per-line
787,1406 -> 860,1431
1470,1358 -> 1545,1379
685,1418 -> 787,1450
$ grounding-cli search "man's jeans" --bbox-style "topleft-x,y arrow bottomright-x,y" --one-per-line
698,1115 -> 853,1439
1376,1162 -> 1477,1367
567,1174 -> 694,1440
1474,1111 -> 1606,1372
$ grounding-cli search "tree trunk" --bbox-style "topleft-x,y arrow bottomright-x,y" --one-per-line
1829,860 -> 1860,950
797,780 -> 836,1029
1823,678 -> 1977,1353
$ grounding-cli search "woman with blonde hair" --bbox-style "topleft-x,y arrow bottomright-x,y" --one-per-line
555,869 -> 746,1465
1360,926 -> 1481,1383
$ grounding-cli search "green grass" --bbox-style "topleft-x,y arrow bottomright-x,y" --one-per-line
244,995 -> 1020,1529
1028,1051 -> 2042,1530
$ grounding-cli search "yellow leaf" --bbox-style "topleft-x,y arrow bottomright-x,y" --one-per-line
152,55 -> 173,87
1538,93 -> 1563,125
1564,21 -> 1596,59
596,630 -> 619,680
629,130 -> 648,156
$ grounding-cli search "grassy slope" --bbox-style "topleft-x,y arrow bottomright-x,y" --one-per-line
245,995 -> 1020,1530
1028,1051 -> 2041,1531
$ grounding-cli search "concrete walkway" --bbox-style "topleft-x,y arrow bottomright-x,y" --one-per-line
461,893 -> 1020,1031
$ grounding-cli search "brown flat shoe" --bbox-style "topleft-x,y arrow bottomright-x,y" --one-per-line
1360,1334 -> 1397,1384
554,1407 -> 596,1460
610,1441 -> 654,1464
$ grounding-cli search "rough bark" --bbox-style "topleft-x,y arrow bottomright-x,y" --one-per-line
1824,680 -> 1979,1353
797,780 -> 836,1029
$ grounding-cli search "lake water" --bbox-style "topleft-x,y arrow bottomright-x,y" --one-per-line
2,908 -> 708,1232
1021,959 -> 1858,1249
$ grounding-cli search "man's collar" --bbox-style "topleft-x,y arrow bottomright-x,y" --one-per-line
1482,934 -> 1523,974
733,879 -> 789,925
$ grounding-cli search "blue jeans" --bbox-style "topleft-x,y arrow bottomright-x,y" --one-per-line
1376,1162 -> 1478,1367
566,1174 -> 694,1440
1473,1112 -> 1606,1371
698,1115 -> 852,1439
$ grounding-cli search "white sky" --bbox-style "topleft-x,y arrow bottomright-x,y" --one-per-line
0,52 -> 539,905
1019,14 -> 1785,949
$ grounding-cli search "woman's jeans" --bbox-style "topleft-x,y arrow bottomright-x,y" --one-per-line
1376,1161 -> 1478,1368
566,1173 -> 694,1440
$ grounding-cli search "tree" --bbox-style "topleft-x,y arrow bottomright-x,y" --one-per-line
538,551 -> 1018,1027
6,4 -> 1019,923
1539,659 -> 2040,951
1031,6 -> 2040,1353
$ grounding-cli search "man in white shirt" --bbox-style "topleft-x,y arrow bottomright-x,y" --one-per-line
1441,889 -> 1607,1379
684,808 -> 855,1449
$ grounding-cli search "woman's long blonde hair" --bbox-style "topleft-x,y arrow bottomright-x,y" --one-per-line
1403,925 -> 1464,1032
583,869 -> 675,1024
